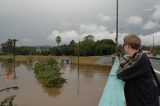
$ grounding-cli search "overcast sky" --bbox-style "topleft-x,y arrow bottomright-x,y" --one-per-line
0,0 -> 160,46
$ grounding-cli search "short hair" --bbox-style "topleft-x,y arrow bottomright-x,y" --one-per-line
124,34 -> 141,50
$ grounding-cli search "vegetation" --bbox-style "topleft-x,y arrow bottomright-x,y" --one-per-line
34,59 -> 66,87
1,39 -> 16,55
142,45 -> 160,53
1,36 -> 160,57
56,36 -> 61,57
71,56 -> 100,64
0,35 -> 117,56
0,95 -> 15,106
0,55 -> 57,62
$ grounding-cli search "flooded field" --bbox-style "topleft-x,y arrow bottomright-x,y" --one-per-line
0,61 -> 111,106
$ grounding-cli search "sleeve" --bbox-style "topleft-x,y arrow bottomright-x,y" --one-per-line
116,53 -> 146,80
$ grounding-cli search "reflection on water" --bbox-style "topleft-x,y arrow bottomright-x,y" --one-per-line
0,61 -> 111,106
42,86 -> 62,97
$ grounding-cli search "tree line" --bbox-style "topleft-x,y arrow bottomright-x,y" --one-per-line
1,35 -> 160,56
0,35 -> 117,56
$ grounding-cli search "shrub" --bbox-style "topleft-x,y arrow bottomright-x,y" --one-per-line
34,59 -> 66,88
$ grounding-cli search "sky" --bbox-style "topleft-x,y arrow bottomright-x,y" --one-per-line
0,0 -> 160,46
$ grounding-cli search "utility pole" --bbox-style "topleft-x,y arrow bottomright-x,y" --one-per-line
116,0 -> 119,46
115,0 -> 119,56
77,41 -> 80,95
152,35 -> 156,58
13,39 -> 17,61
78,41 -> 80,72
153,35 -> 155,50
13,39 -> 17,79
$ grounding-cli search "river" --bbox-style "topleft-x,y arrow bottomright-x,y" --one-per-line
0,61 -> 111,106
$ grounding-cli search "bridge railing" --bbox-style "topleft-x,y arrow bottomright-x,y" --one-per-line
98,56 -> 125,106
147,54 -> 160,60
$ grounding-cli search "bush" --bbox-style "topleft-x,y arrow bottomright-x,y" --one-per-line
34,59 -> 66,88
0,95 -> 15,106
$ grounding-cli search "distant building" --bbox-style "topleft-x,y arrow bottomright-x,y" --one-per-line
35,45 -> 50,52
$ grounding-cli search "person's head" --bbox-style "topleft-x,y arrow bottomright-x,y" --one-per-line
123,34 -> 141,55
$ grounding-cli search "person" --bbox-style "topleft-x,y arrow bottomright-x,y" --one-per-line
117,49 -> 122,60
116,34 -> 159,106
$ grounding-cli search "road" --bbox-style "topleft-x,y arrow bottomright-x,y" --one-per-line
94,56 -> 160,77
150,59 -> 160,80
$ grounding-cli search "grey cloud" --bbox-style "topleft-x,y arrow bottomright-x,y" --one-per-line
0,0 -> 160,46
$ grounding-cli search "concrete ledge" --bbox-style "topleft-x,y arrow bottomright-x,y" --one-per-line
99,57 -> 125,106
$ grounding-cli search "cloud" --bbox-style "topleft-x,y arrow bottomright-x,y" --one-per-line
126,16 -> 143,25
143,1 -> 160,30
60,21 -> 72,27
17,38 -> 35,46
98,14 -> 113,22
139,31 -> 160,46
47,23 -> 160,46
80,24 -> 107,33
152,2 -> 160,23
47,24 -> 127,45
143,21 -> 157,30
46,30 -> 80,44
21,38 -> 33,44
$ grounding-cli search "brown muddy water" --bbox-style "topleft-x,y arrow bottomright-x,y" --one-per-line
0,61 -> 111,106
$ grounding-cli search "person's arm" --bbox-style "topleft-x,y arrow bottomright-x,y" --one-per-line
117,53 -> 146,80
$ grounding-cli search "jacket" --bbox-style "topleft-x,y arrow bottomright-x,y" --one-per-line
117,51 -> 159,106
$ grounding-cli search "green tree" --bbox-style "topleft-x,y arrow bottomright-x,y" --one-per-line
16,46 -> 36,55
1,39 -> 18,54
83,35 -> 94,41
69,40 -> 76,55
56,36 -> 61,58
79,39 -> 95,56
56,36 -> 61,47
60,44 -> 70,56
95,39 -> 116,55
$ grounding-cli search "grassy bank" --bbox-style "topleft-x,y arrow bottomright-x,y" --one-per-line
0,55 -> 57,62
70,56 -> 100,64
0,55 -> 112,66
0,55 -> 99,62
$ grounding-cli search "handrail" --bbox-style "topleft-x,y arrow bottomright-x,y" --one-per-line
98,56 -> 125,106
147,54 -> 160,60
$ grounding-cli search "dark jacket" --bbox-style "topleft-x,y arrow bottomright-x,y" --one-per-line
117,51 -> 159,106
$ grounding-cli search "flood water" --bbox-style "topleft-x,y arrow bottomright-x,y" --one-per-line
0,61 -> 111,106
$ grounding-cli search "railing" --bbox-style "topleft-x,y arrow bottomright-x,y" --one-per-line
99,56 -> 125,106
147,54 -> 160,60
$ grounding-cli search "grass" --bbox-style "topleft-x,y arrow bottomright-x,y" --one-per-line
0,55 -> 57,62
70,56 -> 101,64
0,55 -> 112,66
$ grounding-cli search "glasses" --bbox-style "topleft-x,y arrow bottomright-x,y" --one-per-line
123,43 -> 127,47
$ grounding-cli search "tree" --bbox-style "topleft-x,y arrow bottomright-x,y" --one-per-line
69,40 -> 76,55
16,46 -> 36,55
56,36 -> 61,58
56,36 -> 61,46
60,44 -> 70,56
94,39 -> 116,55
1,39 -> 18,55
79,39 -> 95,56
83,35 -> 94,41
